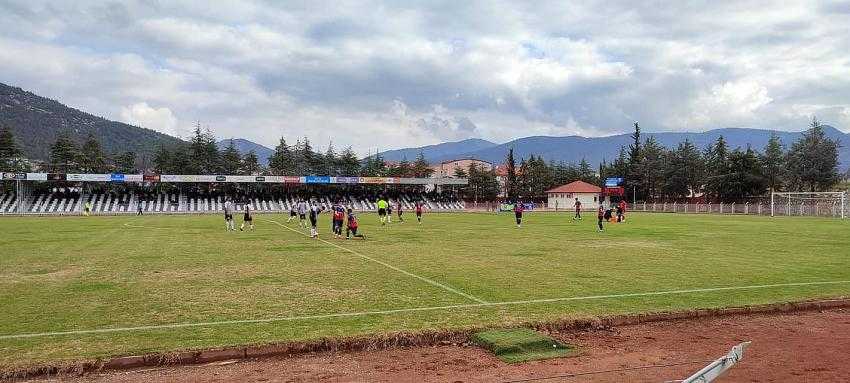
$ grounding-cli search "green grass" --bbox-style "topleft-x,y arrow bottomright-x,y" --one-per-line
1,212 -> 849,368
472,328 -> 574,363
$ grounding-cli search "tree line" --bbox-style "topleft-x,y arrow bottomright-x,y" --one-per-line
498,118 -> 843,203
1,118 -> 845,203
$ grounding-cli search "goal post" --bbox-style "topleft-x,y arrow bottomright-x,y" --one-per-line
771,191 -> 846,218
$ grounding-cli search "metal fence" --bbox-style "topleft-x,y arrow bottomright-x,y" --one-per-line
627,201 -> 848,218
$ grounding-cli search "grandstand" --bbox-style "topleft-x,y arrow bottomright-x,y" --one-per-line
0,173 -> 467,215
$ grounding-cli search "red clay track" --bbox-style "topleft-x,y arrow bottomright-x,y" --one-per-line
23,302 -> 850,382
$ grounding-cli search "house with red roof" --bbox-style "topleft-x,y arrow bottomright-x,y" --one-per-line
546,180 -> 604,211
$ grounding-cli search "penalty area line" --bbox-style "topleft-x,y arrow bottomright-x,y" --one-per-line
264,218 -> 488,304
2,280 -> 848,340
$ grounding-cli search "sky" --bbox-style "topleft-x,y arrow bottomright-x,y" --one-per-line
2,1 -> 850,155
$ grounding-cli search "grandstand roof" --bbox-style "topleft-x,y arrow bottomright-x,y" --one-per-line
546,180 -> 601,194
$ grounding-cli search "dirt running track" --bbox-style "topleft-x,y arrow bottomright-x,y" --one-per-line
25,308 -> 850,383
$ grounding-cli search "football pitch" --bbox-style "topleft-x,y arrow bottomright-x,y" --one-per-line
1,212 -> 849,369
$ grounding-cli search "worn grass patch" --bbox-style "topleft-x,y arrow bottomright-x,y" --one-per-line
472,328 -> 575,363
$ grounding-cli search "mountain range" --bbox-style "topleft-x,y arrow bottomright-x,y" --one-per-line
0,82 -> 183,161
378,127 -> 850,170
2,81 -> 848,171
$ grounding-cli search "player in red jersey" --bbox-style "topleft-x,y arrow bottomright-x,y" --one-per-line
415,201 -> 424,224
346,208 -> 366,240
597,204 -> 605,232
618,200 -> 627,222
514,201 -> 524,228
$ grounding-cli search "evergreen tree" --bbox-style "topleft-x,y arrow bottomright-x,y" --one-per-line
704,135 -> 730,199
785,117 -> 841,191
517,158 -> 530,199
505,148 -> 518,199
79,133 -> 107,173
626,122 -> 642,200
725,146 -> 766,199
114,151 -> 137,173
361,153 -> 387,176
578,158 -> 596,185
412,152 -> 434,178
268,138 -> 295,175
662,139 -> 704,199
761,134 -> 786,192
641,137 -> 665,199
188,124 -> 221,174
393,157 -> 413,177
324,143 -> 338,175
241,150 -> 261,175
152,146 -> 173,174
220,139 -> 243,174
49,131 -> 79,173
0,126 -> 23,171
339,147 -> 361,175
464,162 -> 500,202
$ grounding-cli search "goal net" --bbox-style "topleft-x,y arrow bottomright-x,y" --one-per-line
771,192 -> 846,218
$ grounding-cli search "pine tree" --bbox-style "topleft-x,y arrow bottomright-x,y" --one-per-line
188,123 -> 221,174
324,143 -> 338,175
641,137 -> 665,200
0,126 -> 23,171
268,138 -> 294,175
339,147 -> 361,176
153,146 -> 173,174
241,150 -> 261,175
785,117 -> 840,191
704,135 -> 730,199
662,139 -> 704,198
761,134 -> 785,192
505,148 -> 518,199
79,133 -> 107,173
220,139 -> 243,174
395,156 -> 413,177
50,131 -> 79,173
626,122 -> 642,200
412,152 -> 433,178
114,151 -> 137,173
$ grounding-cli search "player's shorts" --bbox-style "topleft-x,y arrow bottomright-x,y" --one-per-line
225,213 -> 233,221
348,227 -> 358,235
244,214 -> 252,222
515,212 -> 522,219
416,211 -> 422,216
299,214 -> 306,220
290,211 -> 297,217
397,210 -> 403,216
378,208 -> 386,216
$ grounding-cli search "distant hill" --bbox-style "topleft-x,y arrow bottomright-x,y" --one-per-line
0,82 -> 185,161
382,127 -> 850,170
378,138 -> 497,163
216,138 -> 274,166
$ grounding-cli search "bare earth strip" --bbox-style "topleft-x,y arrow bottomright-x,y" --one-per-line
21,302 -> 850,382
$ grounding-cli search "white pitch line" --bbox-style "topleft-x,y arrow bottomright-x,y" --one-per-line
2,280 -> 848,340
264,218 -> 488,304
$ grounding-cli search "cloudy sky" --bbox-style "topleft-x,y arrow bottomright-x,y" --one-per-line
2,1 -> 849,154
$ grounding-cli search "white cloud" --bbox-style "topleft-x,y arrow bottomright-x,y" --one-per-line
0,0 -> 848,155
120,103 -> 180,138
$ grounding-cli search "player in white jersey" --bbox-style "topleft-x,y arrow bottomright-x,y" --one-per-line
223,198 -> 235,231
297,200 -> 309,228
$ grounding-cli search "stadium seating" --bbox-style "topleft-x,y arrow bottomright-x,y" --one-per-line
0,190 -> 466,215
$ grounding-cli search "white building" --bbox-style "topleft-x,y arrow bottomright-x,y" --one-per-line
546,180 -> 602,211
